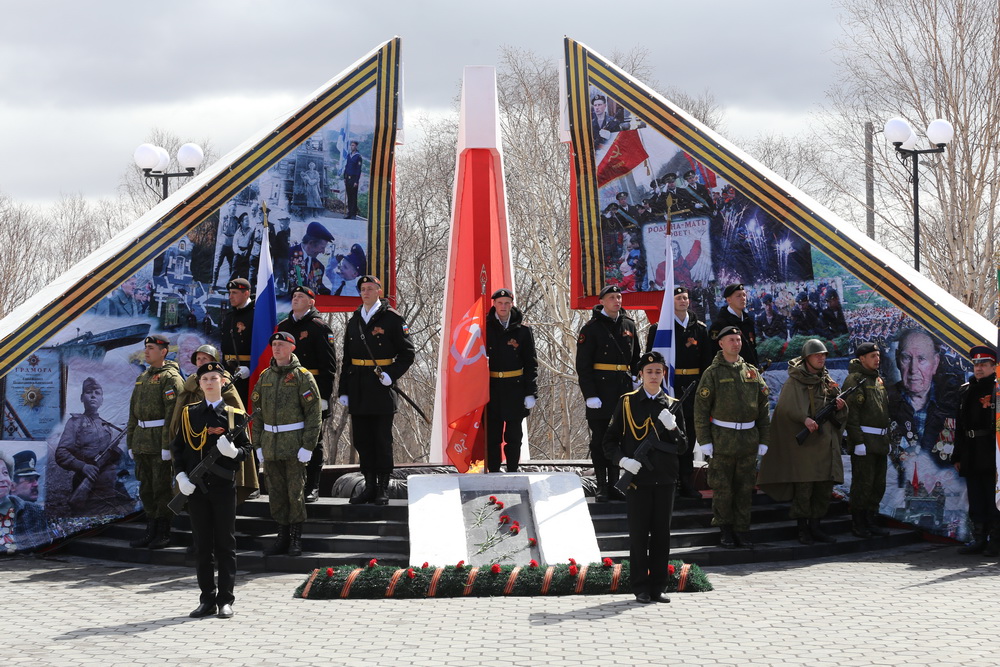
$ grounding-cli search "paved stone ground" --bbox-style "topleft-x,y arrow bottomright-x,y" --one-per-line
4,543 -> 998,666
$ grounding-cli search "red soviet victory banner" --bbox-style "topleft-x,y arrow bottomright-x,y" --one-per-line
596,130 -> 649,185
444,297 -> 489,471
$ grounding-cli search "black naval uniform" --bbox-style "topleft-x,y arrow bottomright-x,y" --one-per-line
171,400 -> 251,610
576,305 -> 641,498
339,299 -> 416,499
277,307 -> 337,499
953,371 -> 999,548
603,388 -> 687,598
485,305 -> 538,473
709,306 -> 758,368
220,299 -> 255,406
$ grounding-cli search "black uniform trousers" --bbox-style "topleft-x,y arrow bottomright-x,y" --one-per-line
966,474 -> 1000,526
351,414 -> 394,474
486,402 -> 523,473
675,374 -> 699,484
187,478 -> 238,606
588,418 -> 619,486
626,482 -> 676,595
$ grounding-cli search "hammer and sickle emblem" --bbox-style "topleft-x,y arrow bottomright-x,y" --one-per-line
450,313 -> 487,373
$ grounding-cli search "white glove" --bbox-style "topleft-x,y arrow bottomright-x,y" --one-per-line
620,457 -> 642,475
175,472 -> 196,496
854,444 -> 867,456
338,395 -> 349,407
256,448 -> 263,462
599,128 -> 611,139
631,376 -> 642,390
379,372 -> 392,387
297,447 -> 312,463
161,449 -> 172,461
321,399 -> 329,411
700,443 -> 714,458
586,397 -> 602,410
236,365 -> 250,379
658,409 -> 677,431
524,396 -> 536,410
217,435 -> 239,459
757,444 -> 768,456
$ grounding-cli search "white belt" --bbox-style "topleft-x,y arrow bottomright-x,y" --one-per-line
263,422 -> 305,433
138,419 -> 165,429
711,418 -> 756,431
860,426 -> 887,436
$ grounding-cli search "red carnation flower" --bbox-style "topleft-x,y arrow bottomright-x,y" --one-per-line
488,496 -> 497,504
368,558 -> 378,568
568,558 -> 577,565
495,500 -> 505,510
569,564 -> 579,576
668,564 -> 676,575
509,525 -> 520,535
499,515 -> 511,525
602,557 -> 613,568
456,560 -> 465,569
407,568 -> 416,579
528,537 -> 537,546
491,563 -> 502,574
327,567 -> 335,577
529,559 -> 539,568
421,562 -> 429,569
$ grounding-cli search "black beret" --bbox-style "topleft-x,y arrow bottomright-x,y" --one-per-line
673,286 -> 689,296
599,284 -> 622,298
144,335 -> 170,348
714,325 -> 742,341
970,345 -> 997,363
227,278 -> 251,291
855,342 -> 879,357
305,221 -> 335,242
270,331 -> 296,346
196,361 -> 226,378
291,285 -> 316,299
636,350 -> 666,372
357,275 -> 382,289
722,284 -> 744,298
491,288 -> 514,300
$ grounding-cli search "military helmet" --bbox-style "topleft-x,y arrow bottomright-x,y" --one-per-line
801,339 -> 828,356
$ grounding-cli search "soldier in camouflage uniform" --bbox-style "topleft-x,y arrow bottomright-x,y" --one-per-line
127,335 -> 184,549
842,341 -> 891,539
251,331 -> 322,557
694,326 -> 770,548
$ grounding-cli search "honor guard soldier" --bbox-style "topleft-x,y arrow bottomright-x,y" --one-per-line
485,288 -> 538,473
338,275 -> 416,505
576,284 -> 641,502
953,345 -> 998,555
842,342 -> 891,539
694,325 -> 770,548
604,351 -> 687,604
127,334 -> 185,549
277,285 -> 337,502
708,283 -> 759,368
171,362 -> 252,619
220,278 -> 255,406
645,285 -> 713,497
252,332 -> 322,557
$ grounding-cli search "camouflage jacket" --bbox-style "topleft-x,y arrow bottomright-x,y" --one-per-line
842,358 -> 890,454
127,360 -> 184,454
694,351 -> 770,456
251,354 -> 322,461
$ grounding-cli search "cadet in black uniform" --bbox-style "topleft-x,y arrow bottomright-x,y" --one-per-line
219,278 -> 255,407
485,288 -> 538,473
708,283 -> 758,368
277,286 -> 337,502
172,362 -> 252,619
338,276 -> 416,505
576,284 -> 641,502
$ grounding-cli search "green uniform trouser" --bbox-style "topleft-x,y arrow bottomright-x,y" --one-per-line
849,453 -> 887,513
133,452 -> 173,520
266,459 -> 306,525
707,452 -> 757,531
789,481 -> 835,519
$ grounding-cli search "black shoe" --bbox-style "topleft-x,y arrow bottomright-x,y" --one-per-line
129,521 -> 156,549
719,526 -> 737,549
866,514 -> 890,537
797,518 -> 815,545
650,592 -> 671,603
264,525 -> 290,556
287,523 -> 303,558
851,512 -> 872,538
217,604 -> 234,619
809,518 -> 837,543
189,603 -> 217,618
634,592 -> 652,604
595,486 -> 609,503
373,473 -> 390,506
349,473 -> 377,505
147,518 -> 172,550
734,531 -> 754,549
305,487 -> 319,503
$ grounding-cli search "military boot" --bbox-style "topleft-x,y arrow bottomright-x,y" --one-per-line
147,518 -> 172,549
373,473 -> 391,506
349,472 -> 377,505
734,531 -> 754,549
809,518 -> 837,543
719,525 -> 737,549
797,519 -> 815,545
287,523 -> 303,557
851,513 -> 872,538
129,520 -> 156,548
958,524 -> 987,555
983,522 -> 1000,557
866,513 -> 889,537
264,525 -> 290,556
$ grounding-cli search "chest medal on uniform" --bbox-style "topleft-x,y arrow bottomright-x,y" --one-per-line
300,331 -> 308,339
284,372 -> 295,383
507,339 -> 519,349
236,321 -> 246,333
745,368 -> 757,381
372,327 -> 385,336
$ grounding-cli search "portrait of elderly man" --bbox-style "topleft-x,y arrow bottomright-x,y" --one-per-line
0,451 -> 49,553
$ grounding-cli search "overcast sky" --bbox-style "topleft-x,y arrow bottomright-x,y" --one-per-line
0,0 -> 845,206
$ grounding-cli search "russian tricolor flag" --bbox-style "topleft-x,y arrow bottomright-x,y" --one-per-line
248,206 -> 278,410
650,222 -> 676,396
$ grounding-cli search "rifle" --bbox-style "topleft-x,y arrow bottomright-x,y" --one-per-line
67,424 -> 127,512
614,380 -> 696,493
356,319 -> 430,424
168,411 -> 254,515
795,383 -> 860,445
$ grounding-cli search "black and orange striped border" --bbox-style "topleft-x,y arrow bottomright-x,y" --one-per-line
565,37 -> 991,355
0,38 -> 401,380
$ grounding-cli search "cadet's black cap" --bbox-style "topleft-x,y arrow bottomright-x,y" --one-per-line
664,172 -> 677,181
674,286 -> 689,296
227,278 -> 251,291
491,288 -> 514,300
12,450 -> 38,479
357,275 -> 381,289
722,283 -> 744,298
970,345 -> 997,364
714,325 -> 742,341
270,331 -> 296,346
796,291 -> 809,302
636,350 -> 667,372
855,342 -> 879,357
305,221 -> 335,242
616,192 -> 628,199
599,284 -> 622,298
290,285 -> 316,299
196,361 -> 226,378
761,292 -> 773,304
144,335 -> 170,349
683,169 -> 696,179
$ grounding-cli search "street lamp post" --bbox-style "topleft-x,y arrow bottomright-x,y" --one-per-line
133,142 -> 205,200
883,117 -> 954,272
